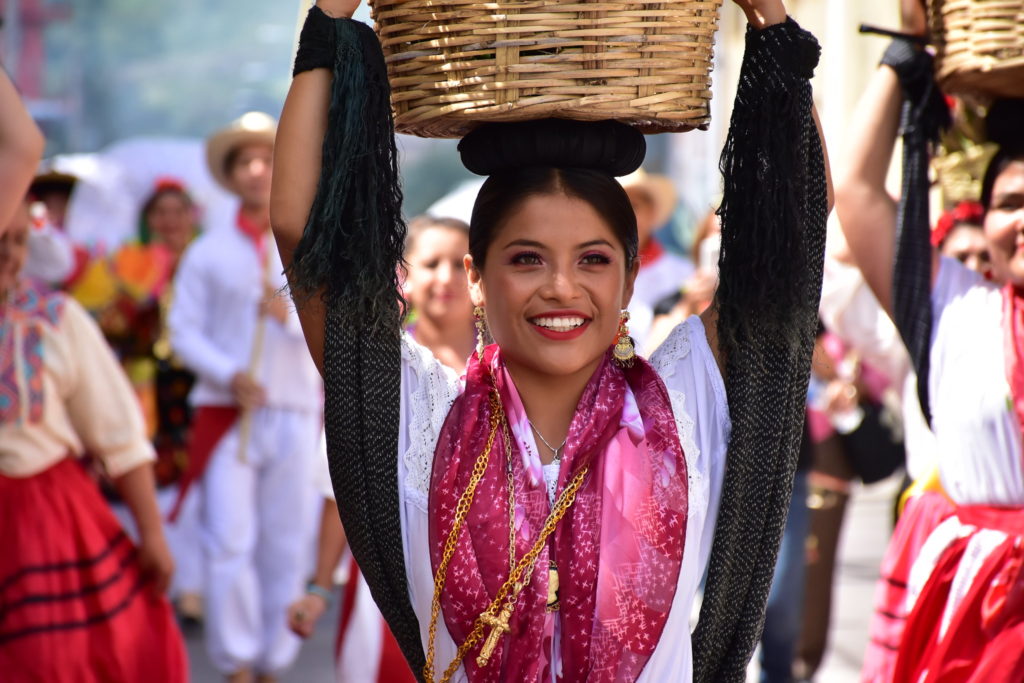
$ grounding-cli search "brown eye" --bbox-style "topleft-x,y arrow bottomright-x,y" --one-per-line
511,252 -> 542,266
581,252 -> 611,265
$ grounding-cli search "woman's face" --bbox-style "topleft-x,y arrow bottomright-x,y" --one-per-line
404,225 -> 471,325
0,204 -> 30,296
467,192 -> 638,382
146,192 -> 194,253
984,161 -> 1024,287
941,224 -> 991,279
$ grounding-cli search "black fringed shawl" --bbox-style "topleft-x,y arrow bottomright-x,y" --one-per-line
291,15 -> 827,683
884,43 -> 949,426
287,17 -> 425,681
692,19 -> 826,682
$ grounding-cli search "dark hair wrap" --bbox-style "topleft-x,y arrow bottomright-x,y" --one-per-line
458,119 -> 646,177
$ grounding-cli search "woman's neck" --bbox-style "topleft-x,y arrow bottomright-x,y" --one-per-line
414,312 -> 474,374
504,356 -> 602,465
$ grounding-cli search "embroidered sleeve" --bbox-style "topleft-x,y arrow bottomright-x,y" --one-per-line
400,333 -> 460,510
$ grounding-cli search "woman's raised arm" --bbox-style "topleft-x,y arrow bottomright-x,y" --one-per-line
272,64 -> 333,371
833,66 -> 904,316
271,0 -> 392,372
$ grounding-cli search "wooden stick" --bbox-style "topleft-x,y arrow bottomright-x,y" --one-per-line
237,232 -> 275,464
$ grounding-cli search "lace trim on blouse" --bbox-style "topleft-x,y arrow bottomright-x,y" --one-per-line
401,335 -> 460,511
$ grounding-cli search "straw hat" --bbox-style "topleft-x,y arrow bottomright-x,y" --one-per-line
205,112 -> 277,190
618,169 -> 678,229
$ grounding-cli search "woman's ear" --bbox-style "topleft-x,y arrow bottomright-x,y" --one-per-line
465,254 -> 485,307
622,257 -> 640,309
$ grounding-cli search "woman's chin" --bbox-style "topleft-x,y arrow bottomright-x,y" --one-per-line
504,343 -> 607,380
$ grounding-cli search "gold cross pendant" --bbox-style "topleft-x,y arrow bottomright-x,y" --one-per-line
476,604 -> 513,667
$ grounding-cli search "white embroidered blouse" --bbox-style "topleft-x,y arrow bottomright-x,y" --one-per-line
395,315 -> 730,682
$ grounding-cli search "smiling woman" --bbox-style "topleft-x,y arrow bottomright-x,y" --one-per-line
270,0 -> 829,680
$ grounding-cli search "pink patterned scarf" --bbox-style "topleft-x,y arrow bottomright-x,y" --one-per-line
428,344 -> 688,682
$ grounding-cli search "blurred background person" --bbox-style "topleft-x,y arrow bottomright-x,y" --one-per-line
619,168 -> 694,349
70,177 -> 205,624
288,215 -> 473,683
931,200 -> 990,279
0,197 -> 187,680
169,113 -> 322,683
836,0 -> 1024,672
645,208 -> 720,353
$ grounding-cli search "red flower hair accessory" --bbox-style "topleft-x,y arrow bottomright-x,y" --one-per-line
932,200 -> 984,247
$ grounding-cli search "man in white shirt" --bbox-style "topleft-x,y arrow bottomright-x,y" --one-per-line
619,169 -> 694,350
169,112 -> 322,683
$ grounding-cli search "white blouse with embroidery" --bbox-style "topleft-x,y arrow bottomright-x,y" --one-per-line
0,295 -> 155,478
395,315 -> 730,682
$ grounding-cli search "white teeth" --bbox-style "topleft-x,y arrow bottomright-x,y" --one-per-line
531,316 -> 586,331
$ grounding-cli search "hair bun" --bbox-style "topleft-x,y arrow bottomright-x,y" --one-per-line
986,99 -> 1024,152
458,119 -> 646,177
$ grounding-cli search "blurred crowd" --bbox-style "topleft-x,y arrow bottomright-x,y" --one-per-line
2,2 -> 1024,680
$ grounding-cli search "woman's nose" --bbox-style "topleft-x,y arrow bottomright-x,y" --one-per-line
543,265 -> 581,301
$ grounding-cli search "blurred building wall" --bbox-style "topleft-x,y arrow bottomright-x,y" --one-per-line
668,0 -> 900,249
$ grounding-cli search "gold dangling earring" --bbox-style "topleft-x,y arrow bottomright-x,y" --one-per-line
613,310 -> 635,368
474,305 -> 487,360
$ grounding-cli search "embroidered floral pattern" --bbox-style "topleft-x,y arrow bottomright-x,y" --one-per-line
0,282 -> 65,424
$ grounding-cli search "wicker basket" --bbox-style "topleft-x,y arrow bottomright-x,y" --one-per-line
369,0 -> 723,138
929,0 -> 1024,97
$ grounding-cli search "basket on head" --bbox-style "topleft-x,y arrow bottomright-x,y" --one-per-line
369,0 -> 723,138
928,0 -> 1024,98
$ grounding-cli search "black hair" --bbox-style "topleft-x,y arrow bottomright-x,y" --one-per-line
142,184 -> 192,219
405,215 -> 469,253
138,182 -> 194,245
981,99 -> 1024,212
467,169 -> 638,270
457,119 -> 645,271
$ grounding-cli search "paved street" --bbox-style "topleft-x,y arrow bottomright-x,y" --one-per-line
184,478 -> 898,681
184,600 -> 338,682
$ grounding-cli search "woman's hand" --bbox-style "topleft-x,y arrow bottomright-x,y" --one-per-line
287,593 -> 329,638
137,532 -> 175,597
316,0 -> 360,18
731,0 -> 787,29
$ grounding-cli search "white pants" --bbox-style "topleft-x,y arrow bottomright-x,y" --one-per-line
200,407 -> 319,674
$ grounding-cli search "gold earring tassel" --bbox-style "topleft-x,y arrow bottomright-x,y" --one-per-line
613,310 -> 635,368
473,306 -> 487,360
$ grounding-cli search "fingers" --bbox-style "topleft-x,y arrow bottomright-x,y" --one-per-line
287,600 -> 319,638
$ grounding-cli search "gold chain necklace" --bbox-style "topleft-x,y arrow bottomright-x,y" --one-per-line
423,389 -> 589,683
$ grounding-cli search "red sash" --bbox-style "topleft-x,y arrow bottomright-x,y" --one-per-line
167,405 -> 238,521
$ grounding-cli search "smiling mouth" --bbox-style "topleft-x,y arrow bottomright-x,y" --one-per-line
530,316 -> 588,332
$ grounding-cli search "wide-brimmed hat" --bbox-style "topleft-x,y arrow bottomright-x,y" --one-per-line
205,112 -> 277,190
618,168 -> 678,229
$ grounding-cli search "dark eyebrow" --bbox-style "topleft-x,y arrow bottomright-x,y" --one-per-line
993,191 -> 1024,203
501,238 -> 615,249
503,238 -> 545,249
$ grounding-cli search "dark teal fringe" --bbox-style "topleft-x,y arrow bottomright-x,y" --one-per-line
288,19 -> 406,331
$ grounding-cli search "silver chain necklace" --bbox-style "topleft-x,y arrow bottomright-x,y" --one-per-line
529,421 -> 567,460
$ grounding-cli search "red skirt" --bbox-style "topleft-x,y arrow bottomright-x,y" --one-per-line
0,457 -> 187,682
892,504 -> 1024,683
336,555 -> 416,683
861,491 -> 955,682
